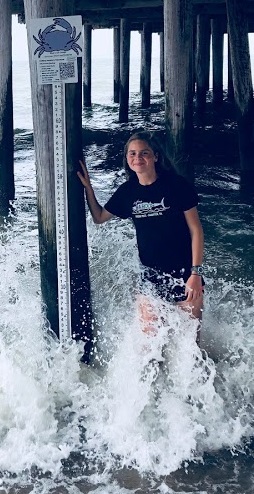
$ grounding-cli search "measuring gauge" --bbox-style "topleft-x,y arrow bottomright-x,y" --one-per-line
53,83 -> 72,343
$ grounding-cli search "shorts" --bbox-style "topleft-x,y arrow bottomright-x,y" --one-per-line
141,267 -> 204,303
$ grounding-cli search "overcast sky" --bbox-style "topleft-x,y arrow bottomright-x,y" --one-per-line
12,14 -> 160,61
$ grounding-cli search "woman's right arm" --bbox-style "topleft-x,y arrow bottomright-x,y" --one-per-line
77,160 -> 114,224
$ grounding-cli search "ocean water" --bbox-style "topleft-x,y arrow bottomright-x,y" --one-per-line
0,58 -> 254,493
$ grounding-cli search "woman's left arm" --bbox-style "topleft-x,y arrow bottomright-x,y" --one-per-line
184,207 -> 204,301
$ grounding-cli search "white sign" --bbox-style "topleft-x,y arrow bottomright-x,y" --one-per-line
29,16 -> 83,85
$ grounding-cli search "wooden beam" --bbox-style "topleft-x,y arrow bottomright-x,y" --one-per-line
84,21 -> 164,32
11,0 -> 254,15
195,3 -> 254,15
76,0 -> 163,10
194,0 -> 254,3
11,0 -> 254,26
81,6 -> 163,23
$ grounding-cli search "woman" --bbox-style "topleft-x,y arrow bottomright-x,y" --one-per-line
78,131 -> 204,339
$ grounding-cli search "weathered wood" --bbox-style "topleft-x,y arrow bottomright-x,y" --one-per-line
141,23 -> 152,108
159,32 -> 164,93
12,0 -> 163,11
10,0 -> 254,25
196,14 -> 211,115
11,0 -> 254,16
164,0 -> 194,181
79,6 -> 163,23
13,4 -> 254,37
226,0 -> 254,183
227,39 -> 234,100
119,19 -> 130,123
65,59 -> 92,353
192,17 -> 197,93
212,17 -> 224,107
195,15 -> 211,117
0,0 -> 14,215
23,0 -> 92,356
83,24 -> 92,108
113,27 -> 120,103
13,0 -> 254,34
85,20 -> 164,32
76,0 -> 163,9
140,30 -> 143,93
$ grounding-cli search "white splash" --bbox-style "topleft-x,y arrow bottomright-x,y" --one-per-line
0,190 -> 253,491
80,218 -> 254,476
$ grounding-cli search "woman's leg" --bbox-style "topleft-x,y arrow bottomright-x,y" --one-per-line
138,269 -> 204,342
137,293 -> 158,335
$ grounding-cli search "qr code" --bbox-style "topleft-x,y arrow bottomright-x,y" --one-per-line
59,62 -> 75,80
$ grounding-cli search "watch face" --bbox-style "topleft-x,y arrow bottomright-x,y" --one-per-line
192,266 -> 204,275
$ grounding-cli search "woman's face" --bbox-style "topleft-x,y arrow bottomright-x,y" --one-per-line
126,139 -> 158,177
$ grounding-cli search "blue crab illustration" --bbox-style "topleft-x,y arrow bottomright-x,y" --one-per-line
33,17 -> 82,57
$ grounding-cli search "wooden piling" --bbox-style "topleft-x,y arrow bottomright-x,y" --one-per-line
227,40 -> 234,101
83,24 -> 92,108
23,0 -> 92,356
141,23 -> 152,108
140,30 -> 143,93
196,14 -> 211,115
164,0 -> 194,181
159,32 -> 164,93
0,0 -> 14,215
226,0 -> 254,184
119,19 -> 130,123
212,17 -> 224,107
192,17 -> 197,94
113,27 -> 120,103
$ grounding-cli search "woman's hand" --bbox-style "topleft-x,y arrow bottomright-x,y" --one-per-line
77,160 -> 92,190
185,274 -> 203,302
77,159 -> 114,224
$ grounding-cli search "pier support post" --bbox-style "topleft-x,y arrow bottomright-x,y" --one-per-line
227,40 -> 234,101
119,19 -> 130,123
24,0 -> 92,356
113,27 -> 120,103
141,23 -> 152,108
83,24 -> 92,108
140,31 -> 143,93
0,0 -> 14,215
164,0 -> 194,181
226,0 -> 254,185
160,32 -> 164,93
196,14 -> 211,116
212,17 -> 224,108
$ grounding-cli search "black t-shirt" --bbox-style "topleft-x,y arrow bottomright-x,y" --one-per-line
104,173 -> 199,276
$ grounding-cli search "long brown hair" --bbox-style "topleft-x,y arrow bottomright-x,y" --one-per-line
123,131 -> 172,180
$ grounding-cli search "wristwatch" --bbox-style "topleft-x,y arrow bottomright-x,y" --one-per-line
191,265 -> 204,276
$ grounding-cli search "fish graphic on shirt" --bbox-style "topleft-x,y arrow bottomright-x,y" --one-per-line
132,197 -> 171,216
